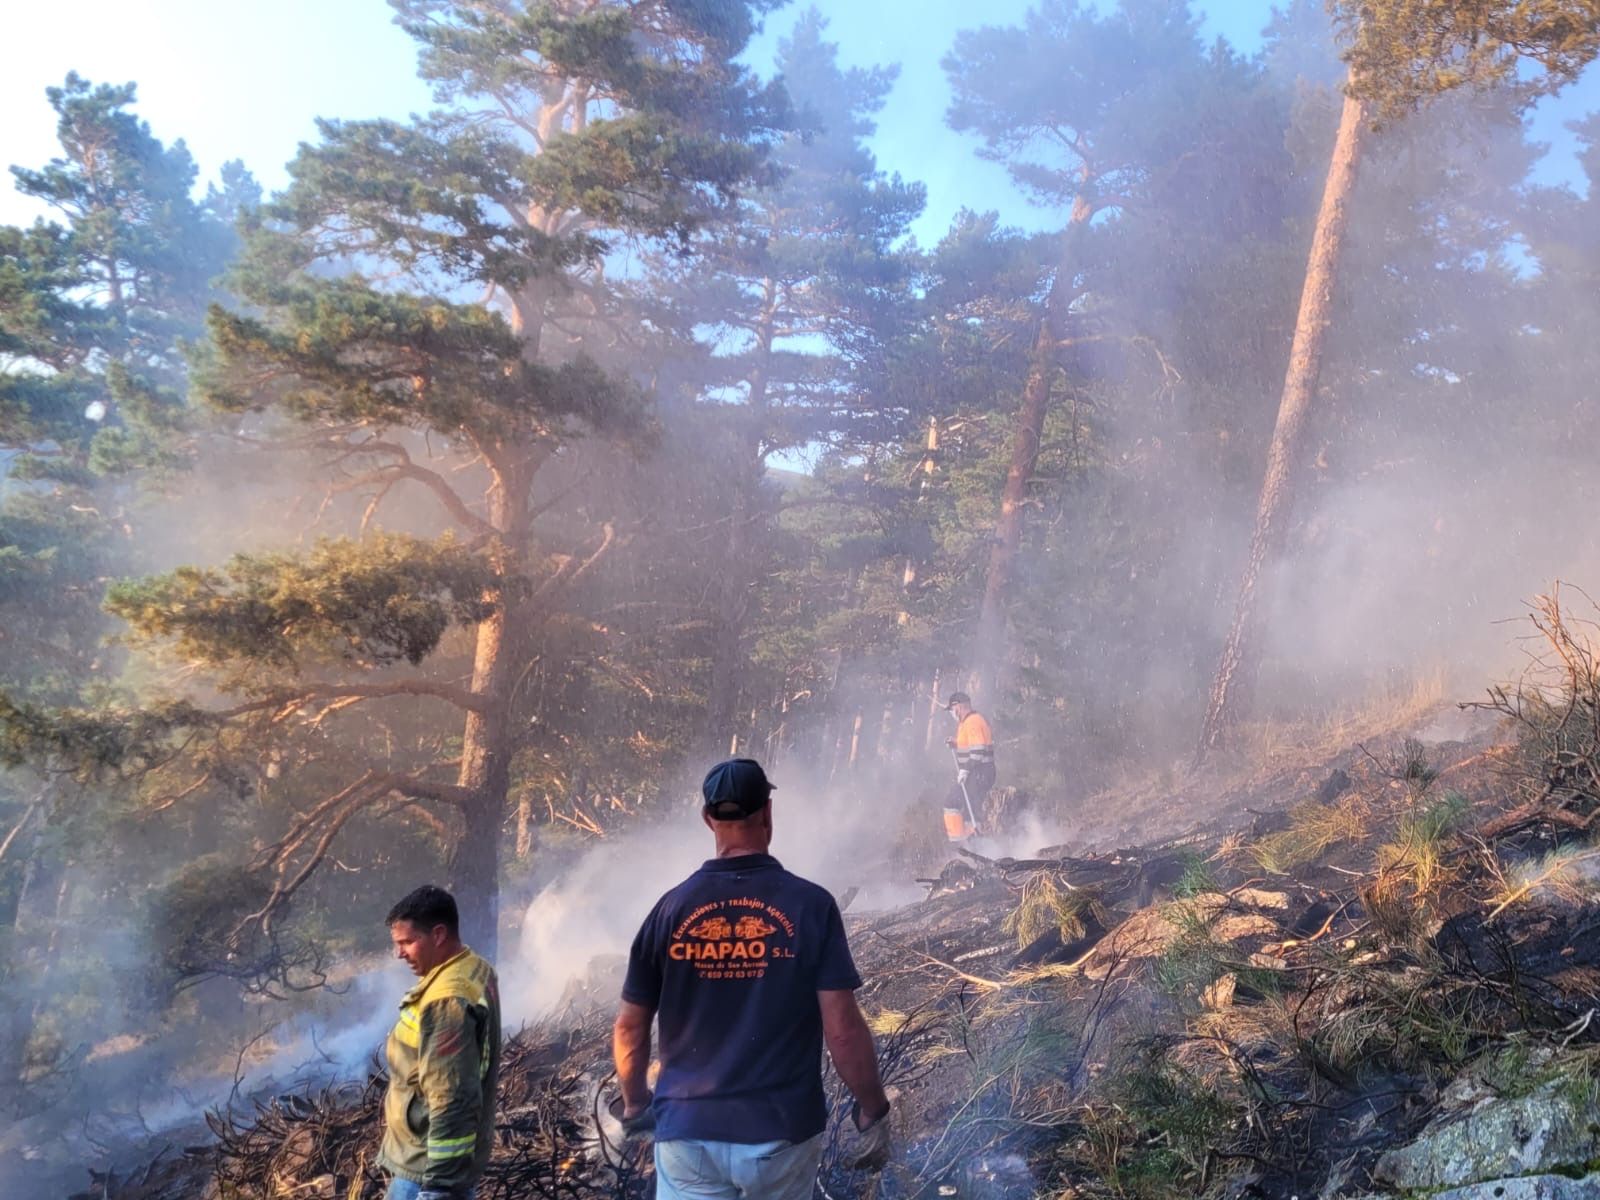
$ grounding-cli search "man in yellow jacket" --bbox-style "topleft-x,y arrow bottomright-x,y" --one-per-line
378,885 -> 501,1200
943,692 -> 996,842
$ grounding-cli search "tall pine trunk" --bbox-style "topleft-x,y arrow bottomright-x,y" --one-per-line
975,195 -> 1092,696
449,467 -> 522,956
1196,85 -> 1368,761
452,607 -> 510,956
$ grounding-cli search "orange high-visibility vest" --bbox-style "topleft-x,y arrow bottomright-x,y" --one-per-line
954,712 -> 994,769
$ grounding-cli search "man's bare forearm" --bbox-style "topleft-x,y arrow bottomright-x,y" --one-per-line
612,1001 -> 654,1113
820,991 -> 889,1122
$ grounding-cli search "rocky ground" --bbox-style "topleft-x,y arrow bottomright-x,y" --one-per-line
65,685 -> 1600,1200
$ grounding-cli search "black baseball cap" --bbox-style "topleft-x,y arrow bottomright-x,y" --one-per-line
946,691 -> 972,709
702,758 -> 775,821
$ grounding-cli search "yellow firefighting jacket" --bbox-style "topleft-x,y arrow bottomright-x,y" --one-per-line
378,947 -> 501,1191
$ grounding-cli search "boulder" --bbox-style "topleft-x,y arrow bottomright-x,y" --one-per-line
1432,1175 -> 1600,1200
1081,896 -> 1226,979
1213,913 -> 1282,942
1374,1083 -> 1600,1191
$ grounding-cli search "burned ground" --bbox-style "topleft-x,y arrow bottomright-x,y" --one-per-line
66,698 -> 1600,1200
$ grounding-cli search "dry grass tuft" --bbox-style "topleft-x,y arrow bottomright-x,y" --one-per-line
1003,871 -> 1106,950
866,1008 -> 911,1037
1365,792 -> 1470,934
1235,670 -> 1449,766
1248,795 -> 1372,874
1308,957 -> 1483,1079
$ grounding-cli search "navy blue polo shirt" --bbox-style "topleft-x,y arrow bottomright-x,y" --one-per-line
621,853 -> 862,1144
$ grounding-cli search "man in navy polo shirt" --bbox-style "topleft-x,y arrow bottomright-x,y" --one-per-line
612,758 -> 892,1199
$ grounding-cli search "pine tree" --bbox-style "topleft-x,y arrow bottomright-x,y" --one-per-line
945,0 -> 1284,697
0,75 -> 246,1090
0,2 -> 790,964
1197,0 -> 1600,758
642,7 -> 924,756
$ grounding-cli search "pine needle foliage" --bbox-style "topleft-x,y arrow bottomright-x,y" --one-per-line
1111,1046 -> 1247,1194
1003,871 -> 1105,950
1338,0 -> 1600,122
105,535 -> 497,669
1172,852 -> 1218,898
1364,791 -> 1468,937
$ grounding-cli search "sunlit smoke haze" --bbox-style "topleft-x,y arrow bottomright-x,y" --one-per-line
2,0 -> 1600,1195
508,765 -> 934,1021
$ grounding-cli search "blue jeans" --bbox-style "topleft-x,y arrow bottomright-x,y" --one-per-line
384,1180 -> 476,1200
654,1135 -> 823,1200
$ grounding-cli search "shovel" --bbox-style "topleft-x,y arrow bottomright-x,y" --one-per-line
949,746 -> 979,836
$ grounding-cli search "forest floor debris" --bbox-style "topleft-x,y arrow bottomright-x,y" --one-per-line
67,673 -> 1600,1199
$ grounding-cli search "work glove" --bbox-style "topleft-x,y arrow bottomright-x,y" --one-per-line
609,1095 -> 656,1143
956,768 -> 969,784
840,1097 -> 893,1172
417,1191 -> 454,1200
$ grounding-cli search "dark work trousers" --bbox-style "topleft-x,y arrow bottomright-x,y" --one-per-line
943,764 -> 995,833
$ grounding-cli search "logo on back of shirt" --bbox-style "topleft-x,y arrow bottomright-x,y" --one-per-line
686,916 -> 733,940
670,898 -> 796,981
733,916 -> 775,939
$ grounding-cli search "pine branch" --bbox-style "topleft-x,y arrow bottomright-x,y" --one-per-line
0,791 -> 45,867
351,439 -> 499,538
239,766 -> 472,942
529,521 -> 618,605
215,679 -> 489,719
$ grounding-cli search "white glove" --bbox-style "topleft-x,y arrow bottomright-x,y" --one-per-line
840,1098 -> 893,1172
956,769 -> 969,784
418,1190 -> 453,1200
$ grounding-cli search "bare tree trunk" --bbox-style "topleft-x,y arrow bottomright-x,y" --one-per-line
924,666 -> 942,750
0,795 -> 42,867
1196,86 -> 1368,761
514,792 -> 534,861
899,416 -> 940,624
452,598 -> 510,956
877,703 -> 895,763
701,465 -> 753,755
450,467 -> 521,957
975,195 -> 1092,697
0,832 -> 48,1094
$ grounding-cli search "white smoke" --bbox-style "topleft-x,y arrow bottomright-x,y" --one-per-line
505,764 -> 950,1022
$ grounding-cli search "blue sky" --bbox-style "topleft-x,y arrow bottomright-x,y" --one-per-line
2,0 -> 1596,241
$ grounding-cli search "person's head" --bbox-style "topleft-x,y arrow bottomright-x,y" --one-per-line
386,884 -> 463,977
700,757 -> 775,854
946,691 -> 973,721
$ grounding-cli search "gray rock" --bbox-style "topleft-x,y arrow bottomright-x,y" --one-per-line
1374,1085 -> 1600,1190
1432,1174 -> 1600,1200
1331,1175 -> 1600,1199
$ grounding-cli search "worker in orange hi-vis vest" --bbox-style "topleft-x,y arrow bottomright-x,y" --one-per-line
942,692 -> 995,842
